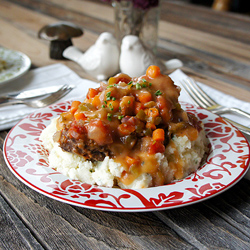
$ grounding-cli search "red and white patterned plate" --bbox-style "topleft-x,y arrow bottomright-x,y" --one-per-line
3,101 -> 250,212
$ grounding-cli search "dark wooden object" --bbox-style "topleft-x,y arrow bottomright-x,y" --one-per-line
0,0 -> 250,249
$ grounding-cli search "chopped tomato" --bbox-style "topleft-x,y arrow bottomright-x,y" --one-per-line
68,121 -> 86,140
120,96 -> 135,115
86,119 -> 113,145
134,101 -> 143,114
146,122 -> 156,130
148,140 -> 165,154
108,73 -> 132,85
156,95 -> 173,123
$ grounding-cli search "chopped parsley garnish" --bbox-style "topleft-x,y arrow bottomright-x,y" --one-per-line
109,103 -> 114,110
149,82 -> 152,86
107,85 -> 113,88
136,82 -> 142,90
112,97 -> 116,101
155,90 -> 162,96
106,91 -> 111,100
102,105 -> 106,108
142,83 -> 147,88
142,78 -> 147,82
107,113 -> 113,121
118,115 -> 124,120
128,100 -> 131,104
128,81 -> 133,85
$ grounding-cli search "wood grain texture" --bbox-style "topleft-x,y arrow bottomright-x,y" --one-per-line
2,0 -> 250,96
1,0 -> 250,249
0,194 -> 43,250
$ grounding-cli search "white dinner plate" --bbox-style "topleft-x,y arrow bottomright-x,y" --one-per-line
3,101 -> 250,212
0,47 -> 31,85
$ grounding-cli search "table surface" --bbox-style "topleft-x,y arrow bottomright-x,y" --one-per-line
1,0 -> 250,249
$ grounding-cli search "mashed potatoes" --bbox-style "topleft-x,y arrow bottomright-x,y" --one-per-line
40,117 -> 208,189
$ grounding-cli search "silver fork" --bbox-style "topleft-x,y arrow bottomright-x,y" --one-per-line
0,84 -> 73,108
181,77 -> 250,135
182,78 -> 250,119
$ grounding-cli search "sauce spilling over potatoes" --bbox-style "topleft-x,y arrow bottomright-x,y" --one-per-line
56,66 -> 202,187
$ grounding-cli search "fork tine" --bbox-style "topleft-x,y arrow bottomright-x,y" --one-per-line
27,84 -> 73,108
0,84 -> 73,108
181,80 -> 209,108
186,78 -> 217,106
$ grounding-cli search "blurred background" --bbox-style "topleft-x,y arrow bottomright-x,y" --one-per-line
180,0 -> 250,13
177,0 -> 250,15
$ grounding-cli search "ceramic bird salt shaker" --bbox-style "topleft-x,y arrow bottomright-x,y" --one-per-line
63,32 -> 120,81
119,35 -> 183,77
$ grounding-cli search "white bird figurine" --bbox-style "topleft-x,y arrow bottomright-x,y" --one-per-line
119,35 -> 183,77
63,32 -> 120,81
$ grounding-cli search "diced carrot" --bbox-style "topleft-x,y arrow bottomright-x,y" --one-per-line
118,123 -> 135,136
126,156 -> 140,166
137,91 -> 152,104
152,128 -> 165,142
146,65 -> 161,78
70,100 -> 81,114
146,122 -> 156,130
74,111 -> 86,121
107,99 -> 120,112
91,95 -> 101,108
148,108 -> 159,117
87,88 -> 99,99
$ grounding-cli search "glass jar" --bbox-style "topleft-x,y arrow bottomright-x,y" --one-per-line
112,0 -> 161,53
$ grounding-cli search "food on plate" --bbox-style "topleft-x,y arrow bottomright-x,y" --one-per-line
40,65 -> 208,189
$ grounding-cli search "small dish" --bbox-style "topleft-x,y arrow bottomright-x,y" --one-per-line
3,101 -> 250,212
0,47 -> 31,85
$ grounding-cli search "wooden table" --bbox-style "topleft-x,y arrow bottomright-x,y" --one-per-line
1,0 -> 250,249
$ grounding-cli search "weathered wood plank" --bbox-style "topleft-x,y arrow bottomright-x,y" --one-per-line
154,180 -> 250,249
161,1 -> 250,45
0,194 -> 43,250
1,1 -> 250,248
6,0 -> 114,34
3,0 -> 250,93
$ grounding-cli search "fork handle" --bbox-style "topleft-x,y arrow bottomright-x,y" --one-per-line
224,118 -> 250,136
0,99 -> 24,108
212,107 -> 250,120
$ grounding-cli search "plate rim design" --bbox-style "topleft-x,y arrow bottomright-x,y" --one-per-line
3,101 -> 250,212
